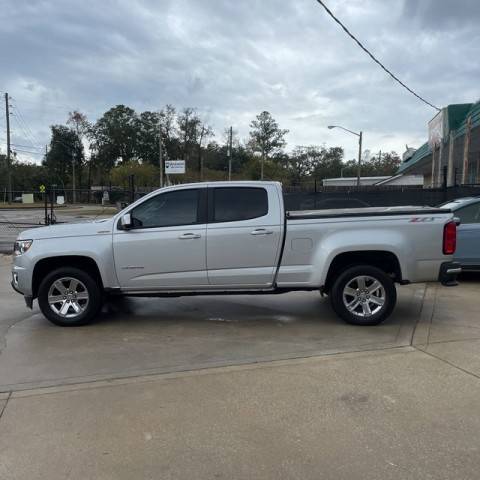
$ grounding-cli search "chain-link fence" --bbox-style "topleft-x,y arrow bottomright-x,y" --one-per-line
4,183 -> 480,210
283,184 -> 480,210
2,183 -> 479,252
3,188 -> 153,207
0,221 -> 43,254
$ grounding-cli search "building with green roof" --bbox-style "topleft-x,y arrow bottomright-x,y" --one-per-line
398,101 -> 480,187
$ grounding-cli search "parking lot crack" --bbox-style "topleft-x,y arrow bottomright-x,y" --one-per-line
0,313 -> 32,357
425,285 -> 438,348
0,391 -> 12,424
409,283 -> 428,346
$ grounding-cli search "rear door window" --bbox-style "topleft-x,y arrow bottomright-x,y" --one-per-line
211,187 -> 268,223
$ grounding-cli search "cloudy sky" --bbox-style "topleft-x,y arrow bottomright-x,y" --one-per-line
1,0 -> 479,164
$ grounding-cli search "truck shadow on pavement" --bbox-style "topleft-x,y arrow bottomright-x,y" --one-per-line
0,287 -> 423,392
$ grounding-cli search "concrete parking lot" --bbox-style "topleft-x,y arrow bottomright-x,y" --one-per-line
1,254 -> 479,479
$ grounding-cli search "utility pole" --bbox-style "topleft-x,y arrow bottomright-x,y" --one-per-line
71,123 -> 81,204
159,125 -> 164,188
72,145 -> 76,203
199,125 -> 205,182
261,149 -> 265,181
356,131 -> 363,187
5,93 -> 12,203
227,126 -> 233,181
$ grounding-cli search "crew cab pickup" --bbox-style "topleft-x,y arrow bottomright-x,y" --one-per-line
11,181 -> 460,327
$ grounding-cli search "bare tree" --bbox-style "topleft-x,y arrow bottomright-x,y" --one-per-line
67,110 -> 90,197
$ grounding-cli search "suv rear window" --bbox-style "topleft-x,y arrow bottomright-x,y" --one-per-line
212,187 -> 268,223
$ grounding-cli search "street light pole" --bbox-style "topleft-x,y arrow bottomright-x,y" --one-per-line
328,125 -> 363,187
227,126 -> 232,181
159,125 -> 163,188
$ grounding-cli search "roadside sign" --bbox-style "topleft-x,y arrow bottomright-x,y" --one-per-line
22,193 -> 34,204
165,160 -> 186,174
39,185 -> 46,193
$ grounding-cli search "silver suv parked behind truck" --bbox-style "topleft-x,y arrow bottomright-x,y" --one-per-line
12,181 -> 460,327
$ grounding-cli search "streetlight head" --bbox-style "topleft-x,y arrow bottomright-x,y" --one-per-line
327,125 -> 335,130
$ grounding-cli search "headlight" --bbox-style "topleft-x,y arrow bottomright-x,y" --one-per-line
14,240 -> 33,256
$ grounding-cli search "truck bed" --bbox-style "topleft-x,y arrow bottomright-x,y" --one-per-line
286,206 -> 450,220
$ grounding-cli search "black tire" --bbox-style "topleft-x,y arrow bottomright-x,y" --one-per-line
37,267 -> 102,326
329,265 -> 396,326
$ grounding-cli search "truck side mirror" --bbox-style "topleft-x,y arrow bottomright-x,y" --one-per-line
121,213 -> 132,230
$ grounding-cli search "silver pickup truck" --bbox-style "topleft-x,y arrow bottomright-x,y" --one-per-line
11,181 -> 460,327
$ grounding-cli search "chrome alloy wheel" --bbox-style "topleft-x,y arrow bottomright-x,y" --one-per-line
47,277 -> 89,318
342,275 -> 385,317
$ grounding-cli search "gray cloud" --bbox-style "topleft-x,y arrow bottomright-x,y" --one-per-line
1,0 -> 479,163
403,0 -> 480,29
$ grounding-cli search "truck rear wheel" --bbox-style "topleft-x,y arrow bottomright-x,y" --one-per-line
37,267 -> 102,326
329,265 -> 396,326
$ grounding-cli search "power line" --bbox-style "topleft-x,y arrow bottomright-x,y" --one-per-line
10,112 -> 40,150
10,103 -> 42,147
313,0 -> 441,112
10,110 -> 37,143
12,147 -> 44,156
8,95 -> 82,112
11,142 -> 43,150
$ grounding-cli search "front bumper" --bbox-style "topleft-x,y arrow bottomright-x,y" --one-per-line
438,261 -> 461,286
11,279 -> 33,309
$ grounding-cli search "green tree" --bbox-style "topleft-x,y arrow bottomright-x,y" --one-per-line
242,155 -> 289,181
135,110 -> 161,166
285,146 -> 344,183
205,134 -> 251,175
177,107 -> 199,165
312,147 -> 344,180
197,123 -> 214,180
44,125 -> 84,188
341,151 -> 401,177
110,161 -> 159,188
90,105 -> 138,169
10,161 -> 47,192
177,108 -> 214,179
248,111 -> 288,179
367,151 -> 401,176
159,104 -> 180,161
67,110 -> 90,190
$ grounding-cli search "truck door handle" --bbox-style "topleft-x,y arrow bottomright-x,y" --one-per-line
178,233 -> 201,239
250,228 -> 273,235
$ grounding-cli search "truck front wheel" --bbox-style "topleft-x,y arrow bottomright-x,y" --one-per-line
37,267 -> 102,326
329,265 -> 396,326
